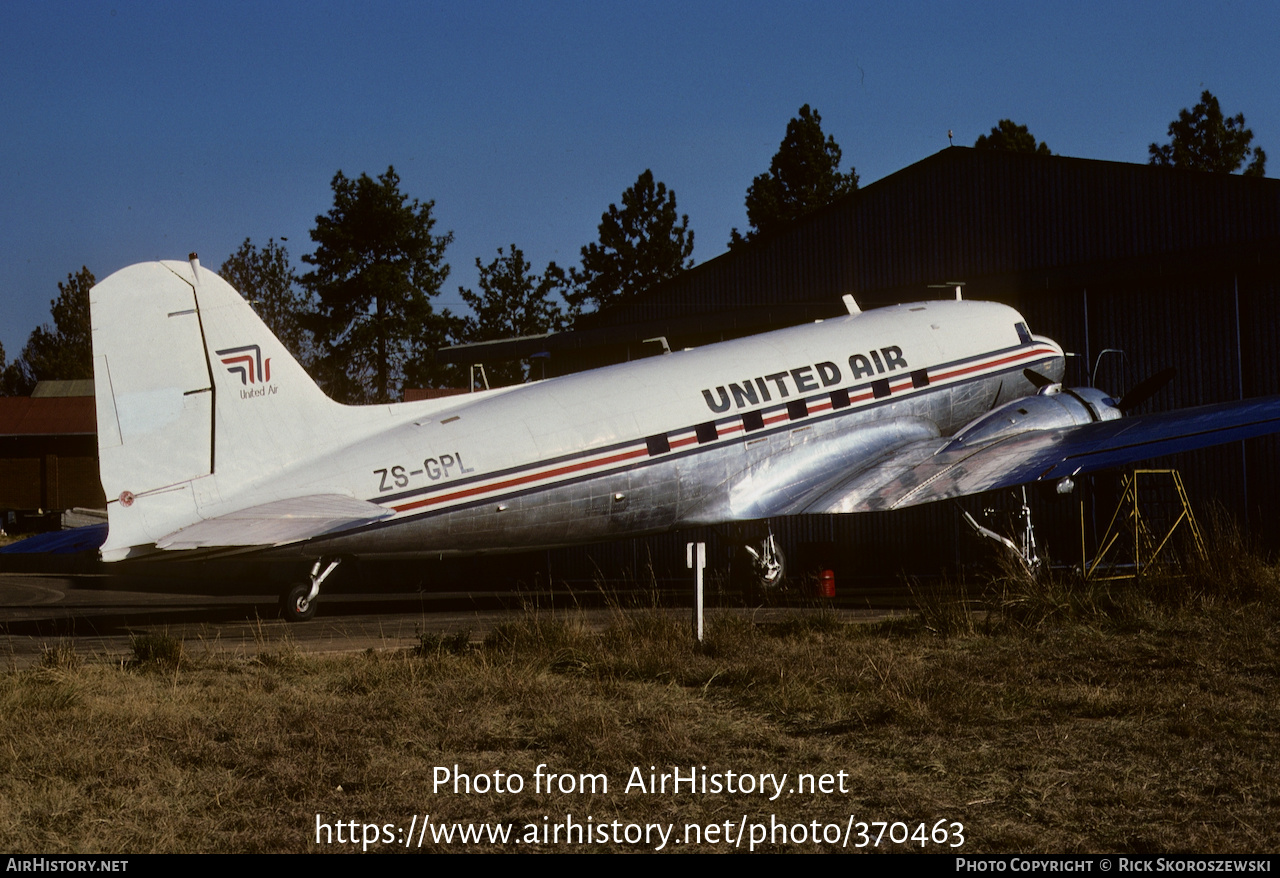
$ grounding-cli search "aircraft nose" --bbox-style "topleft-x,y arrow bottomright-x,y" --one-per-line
1033,335 -> 1067,383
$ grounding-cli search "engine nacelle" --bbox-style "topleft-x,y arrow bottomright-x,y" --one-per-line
946,385 -> 1121,450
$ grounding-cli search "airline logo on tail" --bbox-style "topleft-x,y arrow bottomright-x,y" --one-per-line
217,344 -> 272,385
216,344 -> 277,398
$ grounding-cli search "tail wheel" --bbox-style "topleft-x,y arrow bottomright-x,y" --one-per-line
278,557 -> 342,623
280,583 -> 318,622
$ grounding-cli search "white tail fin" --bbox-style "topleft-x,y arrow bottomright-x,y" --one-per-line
91,258 -> 352,559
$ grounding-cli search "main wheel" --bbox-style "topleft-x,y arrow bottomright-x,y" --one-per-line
737,540 -> 787,604
757,542 -> 786,589
279,583 -> 318,622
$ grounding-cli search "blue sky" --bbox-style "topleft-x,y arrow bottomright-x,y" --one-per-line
2,1 -> 1276,359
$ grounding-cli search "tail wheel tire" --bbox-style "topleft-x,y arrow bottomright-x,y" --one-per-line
280,584 -> 318,622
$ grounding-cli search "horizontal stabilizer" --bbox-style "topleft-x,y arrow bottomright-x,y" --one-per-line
155,495 -> 392,550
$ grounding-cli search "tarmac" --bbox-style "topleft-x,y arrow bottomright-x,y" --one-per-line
0,569 -> 909,668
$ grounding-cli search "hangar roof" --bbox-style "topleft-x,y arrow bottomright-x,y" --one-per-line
438,147 -> 1280,370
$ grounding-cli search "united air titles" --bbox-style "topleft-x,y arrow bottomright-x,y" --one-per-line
700,346 -> 909,413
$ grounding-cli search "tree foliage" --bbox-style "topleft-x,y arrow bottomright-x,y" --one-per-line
974,119 -> 1051,155
730,105 -> 858,247
220,238 -> 314,364
1149,90 -> 1267,177
2,267 -> 95,396
567,170 -> 694,313
457,245 -> 568,386
300,167 -> 456,403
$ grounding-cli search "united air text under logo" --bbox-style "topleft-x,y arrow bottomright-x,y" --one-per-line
216,344 -> 277,398
217,344 -> 272,385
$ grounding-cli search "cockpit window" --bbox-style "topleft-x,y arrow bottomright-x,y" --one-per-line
1015,322 -> 1033,344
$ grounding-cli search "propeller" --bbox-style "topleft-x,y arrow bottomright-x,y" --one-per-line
1024,365 -> 1177,415
1023,368 -> 1056,390
1117,367 -> 1176,413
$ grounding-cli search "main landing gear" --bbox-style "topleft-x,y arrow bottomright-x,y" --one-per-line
744,531 -> 787,590
960,487 -> 1042,571
715,521 -> 789,601
279,557 -> 342,622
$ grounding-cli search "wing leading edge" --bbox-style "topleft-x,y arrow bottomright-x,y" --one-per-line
800,395 -> 1280,513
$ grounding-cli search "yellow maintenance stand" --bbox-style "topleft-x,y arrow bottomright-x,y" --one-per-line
1084,469 -> 1207,581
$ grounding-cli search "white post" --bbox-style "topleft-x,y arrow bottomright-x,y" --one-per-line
686,541 -> 705,643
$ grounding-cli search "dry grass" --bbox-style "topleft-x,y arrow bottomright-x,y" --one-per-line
1,543 -> 1278,853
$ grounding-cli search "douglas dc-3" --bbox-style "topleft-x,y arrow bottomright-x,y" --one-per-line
87,257 -> 1280,620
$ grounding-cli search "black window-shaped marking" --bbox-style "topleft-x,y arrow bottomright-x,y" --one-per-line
871,379 -> 891,399
787,400 -> 808,420
911,369 -> 930,388
646,434 -> 671,456
742,411 -> 765,432
830,388 -> 851,409
695,421 -> 718,444
1015,322 -> 1033,345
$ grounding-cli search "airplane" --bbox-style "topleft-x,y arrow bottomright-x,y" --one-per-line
85,256 -> 1280,620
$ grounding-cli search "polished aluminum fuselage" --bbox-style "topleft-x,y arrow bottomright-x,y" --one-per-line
280,300 -> 1063,559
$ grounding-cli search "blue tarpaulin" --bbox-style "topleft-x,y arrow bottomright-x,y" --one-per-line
0,524 -> 108,555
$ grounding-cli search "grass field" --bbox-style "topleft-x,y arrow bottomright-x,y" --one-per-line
2,537 -> 1277,853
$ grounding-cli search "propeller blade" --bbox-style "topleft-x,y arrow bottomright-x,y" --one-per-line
1118,367 -> 1177,413
1023,368 -> 1056,389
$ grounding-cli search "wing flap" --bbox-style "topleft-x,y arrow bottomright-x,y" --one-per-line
155,494 -> 392,550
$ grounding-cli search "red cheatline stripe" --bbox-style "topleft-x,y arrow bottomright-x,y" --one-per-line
392,446 -> 648,513
932,347 -> 1055,383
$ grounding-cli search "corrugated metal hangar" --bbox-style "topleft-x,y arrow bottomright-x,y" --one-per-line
448,146 -> 1280,582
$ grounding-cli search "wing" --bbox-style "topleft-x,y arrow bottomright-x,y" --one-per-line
805,395 -> 1280,513
685,416 -> 943,523
154,494 -> 392,550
